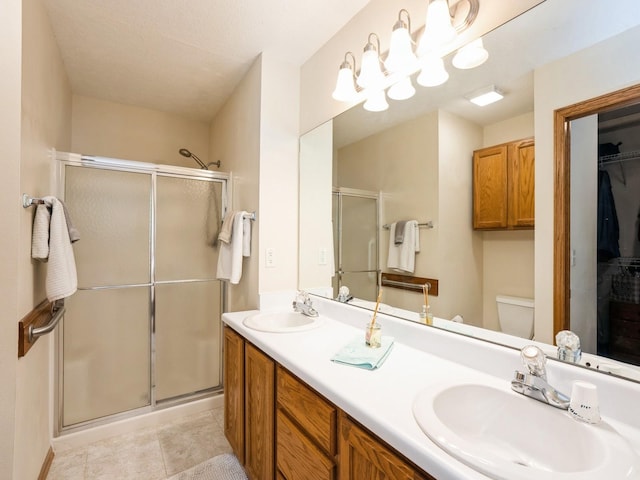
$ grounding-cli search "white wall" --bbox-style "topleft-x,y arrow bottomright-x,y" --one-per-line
534,25 -> 640,344
299,120 -> 334,291
258,53 -> 300,295
480,112 -> 535,332
0,0 -> 22,475
16,0 -> 73,478
72,95 -> 210,167
209,56 -> 262,312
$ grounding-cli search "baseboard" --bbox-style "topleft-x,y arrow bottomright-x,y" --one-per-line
38,447 -> 54,480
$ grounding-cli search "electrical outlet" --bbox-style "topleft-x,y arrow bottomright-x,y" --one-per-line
319,247 -> 328,265
266,248 -> 275,267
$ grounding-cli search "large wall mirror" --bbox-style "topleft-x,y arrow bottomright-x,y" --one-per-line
299,0 -> 640,382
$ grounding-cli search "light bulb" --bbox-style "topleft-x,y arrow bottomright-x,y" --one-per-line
363,89 -> 389,112
453,38 -> 489,69
385,23 -> 417,74
332,65 -> 357,102
417,54 -> 449,87
387,77 -> 416,101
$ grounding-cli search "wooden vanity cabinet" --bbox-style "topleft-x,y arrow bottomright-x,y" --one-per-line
473,137 -> 535,230
276,365 -> 337,479
224,327 -> 436,480
223,326 -> 245,463
338,412 -> 434,480
223,326 -> 275,480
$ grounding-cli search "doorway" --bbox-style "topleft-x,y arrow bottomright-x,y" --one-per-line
555,84 -> 640,366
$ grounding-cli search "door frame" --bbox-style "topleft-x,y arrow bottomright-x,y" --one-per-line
553,83 -> 640,337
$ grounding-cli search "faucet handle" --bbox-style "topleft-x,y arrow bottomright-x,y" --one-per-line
520,345 -> 547,378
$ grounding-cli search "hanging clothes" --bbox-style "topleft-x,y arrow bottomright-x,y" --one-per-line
597,169 -> 621,261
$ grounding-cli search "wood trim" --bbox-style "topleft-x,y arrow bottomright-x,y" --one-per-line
18,298 -> 52,358
38,446 -> 54,480
381,273 -> 438,296
553,83 -> 640,341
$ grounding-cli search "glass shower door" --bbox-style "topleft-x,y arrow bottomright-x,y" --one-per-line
154,175 -> 223,401
333,192 -> 379,301
63,166 -> 152,426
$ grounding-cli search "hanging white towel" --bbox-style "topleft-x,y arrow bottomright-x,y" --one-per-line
386,220 -> 420,273
216,211 -> 250,284
218,210 -> 237,244
242,215 -> 251,257
31,196 -> 78,301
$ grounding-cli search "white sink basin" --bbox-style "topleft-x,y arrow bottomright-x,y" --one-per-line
242,311 -> 323,333
413,382 -> 640,480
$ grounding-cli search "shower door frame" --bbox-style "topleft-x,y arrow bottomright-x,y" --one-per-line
332,187 -> 381,300
53,151 -> 230,435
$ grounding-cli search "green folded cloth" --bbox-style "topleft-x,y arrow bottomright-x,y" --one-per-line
331,336 -> 394,370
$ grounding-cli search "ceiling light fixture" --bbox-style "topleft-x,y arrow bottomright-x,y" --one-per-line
331,0 -> 488,112
465,85 -> 504,106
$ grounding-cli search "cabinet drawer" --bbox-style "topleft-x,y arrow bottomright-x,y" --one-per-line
277,410 -> 336,480
277,366 -> 337,454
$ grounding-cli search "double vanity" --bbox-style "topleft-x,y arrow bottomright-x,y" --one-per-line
222,294 -> 640,480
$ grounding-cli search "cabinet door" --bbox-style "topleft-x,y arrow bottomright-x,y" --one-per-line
338,412 -> 434,480
245,343 -> 275,480
509,138 -> 535,228
223,327 -> 245,463
473,145 -> 508,229
277,410 -> 335,480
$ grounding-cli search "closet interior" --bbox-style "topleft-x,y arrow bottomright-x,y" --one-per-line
597,104 -> 640,366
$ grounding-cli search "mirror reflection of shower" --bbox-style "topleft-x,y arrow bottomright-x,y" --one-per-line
178,148 -> 221,169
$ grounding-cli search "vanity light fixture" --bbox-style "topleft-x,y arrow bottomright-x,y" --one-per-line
385,9 -> 418,74
465,85 -> 504,106
357,33 -> 385,89
332,52 -> 358,102
332,0 -> 486,111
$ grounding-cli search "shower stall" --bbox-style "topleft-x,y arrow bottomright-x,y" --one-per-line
332,188 -> 380,302
55,152 -> 228,432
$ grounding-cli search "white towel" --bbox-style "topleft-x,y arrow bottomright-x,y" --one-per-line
387,220 -> 420,273
218,210 -> 236,244
242,215 -> 251,257
217,211 -> 250,284
31,196 -> 78,302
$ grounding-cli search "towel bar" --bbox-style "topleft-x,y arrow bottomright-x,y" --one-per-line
29,300 -> 65,343
22,193 -> 48,208
382,221 -> 433,230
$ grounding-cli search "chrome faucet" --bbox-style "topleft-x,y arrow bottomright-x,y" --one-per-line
511,345 -> 571,410
292,291 -> 319,317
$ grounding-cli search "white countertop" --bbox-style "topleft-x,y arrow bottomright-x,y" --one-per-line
223,295 -> 640,480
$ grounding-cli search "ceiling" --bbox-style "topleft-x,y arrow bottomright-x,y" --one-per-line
42,0 -> 372,122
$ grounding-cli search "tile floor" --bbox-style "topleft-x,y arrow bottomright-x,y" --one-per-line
47,407 -> 232,480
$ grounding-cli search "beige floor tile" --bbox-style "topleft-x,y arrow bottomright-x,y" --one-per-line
158,411 -> 228,476
48,449 -> 87,480
85,430 -> 166,480
211,406 -> 224,429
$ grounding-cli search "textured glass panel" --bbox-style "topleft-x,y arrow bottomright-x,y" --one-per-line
155,281 -> 222,401
64,166 -> 151,287
340,272 -> 378,302
156,176 -> 223,281
63,287 -> 150,426
341,196 -> 378,272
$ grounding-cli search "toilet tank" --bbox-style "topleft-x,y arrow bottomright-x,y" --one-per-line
496,295 -> 534,339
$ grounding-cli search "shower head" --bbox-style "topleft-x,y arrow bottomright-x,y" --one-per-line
178,148 -> 207,169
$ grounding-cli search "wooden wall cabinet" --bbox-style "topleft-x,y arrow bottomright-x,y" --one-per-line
473,137 -> 535,230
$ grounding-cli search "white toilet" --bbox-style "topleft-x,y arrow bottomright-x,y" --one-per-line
496,295 -> 534,339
